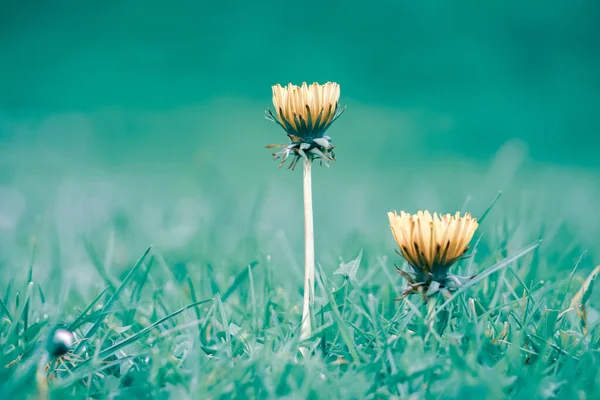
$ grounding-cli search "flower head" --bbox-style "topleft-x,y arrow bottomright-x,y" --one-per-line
265,82 -> 345,170
47,328 -> 74,357
388,210 -> 479,298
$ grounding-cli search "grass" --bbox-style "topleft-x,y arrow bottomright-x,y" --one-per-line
0,201 -> 599,400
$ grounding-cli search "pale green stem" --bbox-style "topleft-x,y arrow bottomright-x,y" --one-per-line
300,157 -> 315,342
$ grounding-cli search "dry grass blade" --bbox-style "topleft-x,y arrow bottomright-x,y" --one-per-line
570,265 -> 600,308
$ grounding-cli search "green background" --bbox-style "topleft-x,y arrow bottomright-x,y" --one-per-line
1,0 -> 599,283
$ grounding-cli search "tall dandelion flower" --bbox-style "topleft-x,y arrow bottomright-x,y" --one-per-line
265,82 -> 345,342
388,210 -> 479,298
265,82 -> 345,170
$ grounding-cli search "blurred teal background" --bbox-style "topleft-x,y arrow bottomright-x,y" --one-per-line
1,0 -> 599,286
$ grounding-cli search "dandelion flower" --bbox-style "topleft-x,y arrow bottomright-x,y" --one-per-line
388,210 -> 479,298
37,328 -> 75,397
265,82 -> 345,170
47,328 -> 74,357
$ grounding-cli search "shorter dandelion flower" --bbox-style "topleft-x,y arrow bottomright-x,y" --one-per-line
388,210 -> 479,298
265,82 -> 345,170
37,328 -> 75,398
47,328 -> 74,357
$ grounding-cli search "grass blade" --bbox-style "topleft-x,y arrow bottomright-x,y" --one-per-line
22,265 -> 34,341
74,245 -> 153,354
478,191 -> 502,225
186,277 -> 202,322
81,236 -> 118,292
216,293 -> 231,349
316,263 -> 360,365
247,263 -> 258,334
433,240 -> 542,318
97,298 -> 212,359
67,287 -> 110,331
4,283 -> 34,342
222,261 -> 259,302
0,295 -> 12,323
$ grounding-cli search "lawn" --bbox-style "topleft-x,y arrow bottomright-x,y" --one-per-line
1,190 -> 598,399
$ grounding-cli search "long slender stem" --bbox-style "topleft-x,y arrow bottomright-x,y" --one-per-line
300,157 -> 315,342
